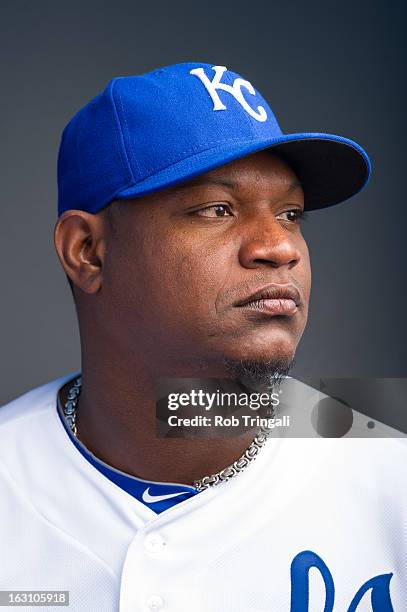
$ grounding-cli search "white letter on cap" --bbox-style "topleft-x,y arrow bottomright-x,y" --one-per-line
190,65 -> 267,122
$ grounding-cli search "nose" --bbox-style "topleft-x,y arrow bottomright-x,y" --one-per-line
238,214 -> 302,270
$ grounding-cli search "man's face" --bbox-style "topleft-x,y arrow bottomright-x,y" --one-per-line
99,151 -> 311,375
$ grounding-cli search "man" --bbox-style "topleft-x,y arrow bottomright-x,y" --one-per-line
0,63 -> 405,611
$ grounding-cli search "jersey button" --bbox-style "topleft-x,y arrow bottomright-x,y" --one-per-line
144,532 -> 166,554
146,594 -> 164,610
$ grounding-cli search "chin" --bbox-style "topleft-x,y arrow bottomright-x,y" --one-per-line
224,329 -> 298,362
216,332 -> 297,386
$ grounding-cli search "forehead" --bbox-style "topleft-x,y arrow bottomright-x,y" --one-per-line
107,150 -> 302,221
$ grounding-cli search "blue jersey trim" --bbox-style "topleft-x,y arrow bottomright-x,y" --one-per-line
56,392 -> 198,514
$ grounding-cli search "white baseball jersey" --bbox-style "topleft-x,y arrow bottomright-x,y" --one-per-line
0,373 -> 406,611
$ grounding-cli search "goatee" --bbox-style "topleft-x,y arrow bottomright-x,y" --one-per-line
222,356 -> 294,390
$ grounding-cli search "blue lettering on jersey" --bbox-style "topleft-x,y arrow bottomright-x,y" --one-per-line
290,550 -> 394,611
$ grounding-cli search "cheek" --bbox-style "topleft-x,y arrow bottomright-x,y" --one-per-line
108,230 -> 234,328
152,235 -> 234,314
296,238 -> 312,321
301,240 -> 312,297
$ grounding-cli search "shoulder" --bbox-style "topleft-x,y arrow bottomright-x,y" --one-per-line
0,372 -> 79,480
0,372 -> 78,429
0,372 -> 80,512
264,376 -> 407,497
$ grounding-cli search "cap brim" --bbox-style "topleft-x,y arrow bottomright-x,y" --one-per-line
117,132 -> 371,211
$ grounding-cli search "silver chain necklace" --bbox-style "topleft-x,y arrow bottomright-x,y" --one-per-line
62,375 -> 273,493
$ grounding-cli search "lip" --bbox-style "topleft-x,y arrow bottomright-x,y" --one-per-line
234,283 -> 301,316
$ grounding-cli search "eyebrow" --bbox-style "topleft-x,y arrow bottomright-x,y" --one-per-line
175,175 -> 302,192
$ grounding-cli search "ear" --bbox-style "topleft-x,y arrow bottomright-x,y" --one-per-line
54,210 -> 107,295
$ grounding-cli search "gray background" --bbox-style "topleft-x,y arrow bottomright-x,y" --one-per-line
1,0 -> 406,406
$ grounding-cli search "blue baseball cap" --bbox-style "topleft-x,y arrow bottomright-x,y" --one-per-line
57,62 -> 371,216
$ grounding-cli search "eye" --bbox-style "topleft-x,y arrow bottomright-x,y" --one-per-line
192,203 -> 233,218
277,209 -> 308,223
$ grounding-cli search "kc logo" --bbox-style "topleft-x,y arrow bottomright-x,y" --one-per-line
290,550 -> 394,611
190,65 -> 268,122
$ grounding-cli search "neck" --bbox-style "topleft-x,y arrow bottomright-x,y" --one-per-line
59,349 -> 257,486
